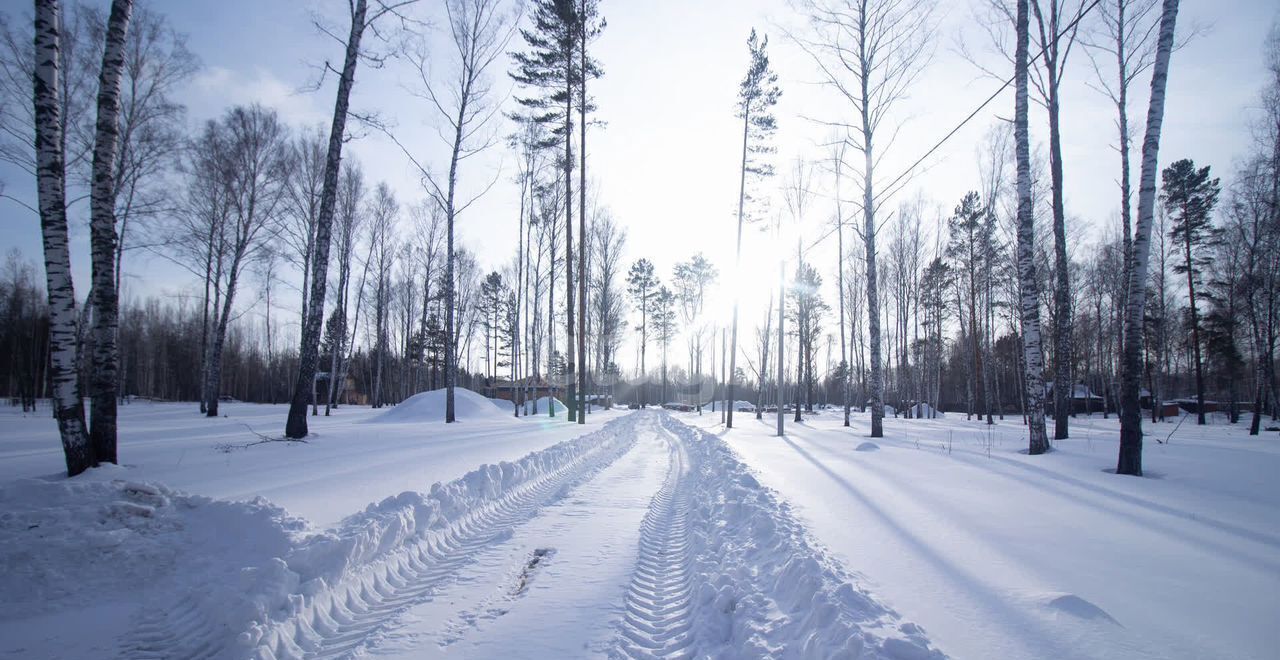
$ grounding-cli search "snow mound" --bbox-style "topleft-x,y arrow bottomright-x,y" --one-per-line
528,395 -> 567,413
856,442 -> 881,452
656,413 -> 945,659
1044,593 -> 1119,624
908,403 -> 945,418
0,467 -> 308,625
367,387 -> 508,424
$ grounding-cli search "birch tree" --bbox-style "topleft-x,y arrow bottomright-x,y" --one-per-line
108,5 -> 198,296
282,126 -> 326,341
399,0 -> 512,423
366,183 -> 398,407
673,253 -> 717,412
285,0 -> 417,438
793,0 -> 936,438
1118,0 -> 1180,475
590,208 -> 627,404
1082,0 -> 1160,278
201,105 -> 290,417
828,136 -> 851,426
33,0 -> 91,475
86,0 -> 132,464
325,162 -> 365,414
1014,0 -> 1051,454
1,3 -> 97,181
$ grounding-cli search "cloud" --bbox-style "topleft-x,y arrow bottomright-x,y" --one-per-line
188,66 -> 327,126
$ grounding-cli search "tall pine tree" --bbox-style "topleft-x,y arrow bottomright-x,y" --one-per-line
726,29 -> 779,429
1162,158 -> 1220,425
512,0 -> 580,421
574,0 -> 603,423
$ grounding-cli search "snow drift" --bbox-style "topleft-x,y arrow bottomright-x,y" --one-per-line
367,387 -> 509,424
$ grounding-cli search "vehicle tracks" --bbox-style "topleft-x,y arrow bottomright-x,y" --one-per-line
615,418 -> 696,659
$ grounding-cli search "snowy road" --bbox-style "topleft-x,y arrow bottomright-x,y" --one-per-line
270,410 -> 937,660
368,412 -> 674,658
1,406 -> 942,660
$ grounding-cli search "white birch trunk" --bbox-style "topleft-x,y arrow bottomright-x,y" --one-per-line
88,0 -> 133,465
34,0 -> 92,476
1017,0 -> 1051,455
1119,0 -> 1180,475
286,0 -> 367,438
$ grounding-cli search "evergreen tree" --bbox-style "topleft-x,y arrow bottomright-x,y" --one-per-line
726,28 -> 780,429
574,0 -> 604,424
513,0 -> 580,420
626,258 -> 658,406
946,191 -> 994,425
650,286 -> 678,405
1162,158 -> 1221,425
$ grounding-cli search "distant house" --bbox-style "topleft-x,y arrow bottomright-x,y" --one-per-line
1045,382 -> 1105,415
485,377 -> 560,404
313,372 -> 367,406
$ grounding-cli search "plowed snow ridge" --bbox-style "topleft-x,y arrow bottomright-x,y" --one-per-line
115,413 -> 639,660
624,413 -> 945,659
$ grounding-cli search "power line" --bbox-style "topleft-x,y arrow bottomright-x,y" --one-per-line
804,0 -> 1103,254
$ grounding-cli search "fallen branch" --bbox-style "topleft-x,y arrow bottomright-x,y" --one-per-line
214,424 -> 311,453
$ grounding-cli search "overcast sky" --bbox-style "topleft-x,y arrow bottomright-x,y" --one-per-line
1,0 -> 1276,369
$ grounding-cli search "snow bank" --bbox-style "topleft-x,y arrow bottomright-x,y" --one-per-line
367,387 -> 508,424
2,415 -> 637,659
0,466 -> 311,657
656,413 -> 944,658
527,395 -> 567,413
244,414 -> 637,659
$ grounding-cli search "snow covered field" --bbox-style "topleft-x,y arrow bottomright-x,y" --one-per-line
0,398 -> 1276,659
677,409 -> 1280,660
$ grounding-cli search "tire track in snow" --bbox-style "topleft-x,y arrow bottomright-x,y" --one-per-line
115,414 -> 642,660
615,415 -> 696,659
291,419 -> 640,660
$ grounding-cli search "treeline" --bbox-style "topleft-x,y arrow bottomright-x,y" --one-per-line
0,257 -> 507,409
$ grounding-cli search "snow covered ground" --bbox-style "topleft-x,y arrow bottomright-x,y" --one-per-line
0,391 -> 623,527
676,408 -> 1280,660
0,398 -> 1276,659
